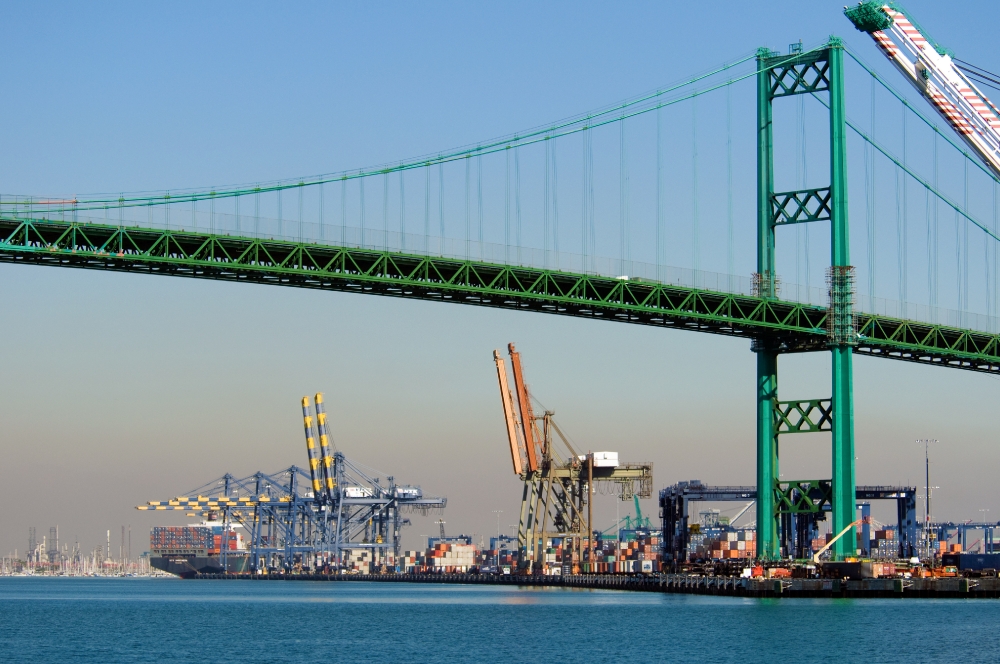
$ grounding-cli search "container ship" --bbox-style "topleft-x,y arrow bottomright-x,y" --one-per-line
149,524 -> 249,578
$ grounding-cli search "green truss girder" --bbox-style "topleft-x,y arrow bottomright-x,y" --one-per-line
1,216 -> 999,373
767,52 -> 831,98
771,188 -> 832,225
773,399 -> 833,433
775,480 -> 832,514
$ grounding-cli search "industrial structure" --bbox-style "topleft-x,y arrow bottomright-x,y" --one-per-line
659,481 -> 919,566
138,393 -> 445,575
493,343 -> 653,573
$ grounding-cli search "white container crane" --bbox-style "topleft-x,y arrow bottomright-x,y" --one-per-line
845,2 -> 1000,178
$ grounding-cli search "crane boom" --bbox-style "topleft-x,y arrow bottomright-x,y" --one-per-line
493,350 -> 524,476
813,519 -> 863,564
730,501 -> 755,527
633,495 -> 645,528
300,397 -> 323,497
507,343 -> 539,473
314,392 -> 336,503
845,2 -> 1000,178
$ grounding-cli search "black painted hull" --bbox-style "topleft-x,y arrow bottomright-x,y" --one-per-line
151,554 -> 250,578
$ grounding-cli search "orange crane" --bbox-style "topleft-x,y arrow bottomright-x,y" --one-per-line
493,343 -> 653,574
493,349 -> 524,476
506,343 -> 540,473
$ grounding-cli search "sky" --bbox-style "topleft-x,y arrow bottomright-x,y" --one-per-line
1,0 -> 999,558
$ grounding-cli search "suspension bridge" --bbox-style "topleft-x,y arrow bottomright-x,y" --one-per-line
3,7 -> 999,562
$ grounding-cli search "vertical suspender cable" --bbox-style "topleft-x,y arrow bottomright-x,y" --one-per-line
359,176 -> 366,248
932,134 -> 938,315
925,181 -> 932,311
581,128 -> 588,273
955,195 -> 961,317
399,165 -> 406,252
587,126 -> 597,272
515,144 -> 522,265
544,137 -> 551,268
867,77 -> 877,306
298,183 -> 304,243
278,189 -> 284,239
619,114 -> 625,276
963,159 -> 969,315
477,152 -> 483,260
235,194 -> 241,236
867,76 -> 878,311
796,96 -> 803,300
254,186 -> 260,239
423,165 -> 430,254
894,166 -> 906,316
657,101 -> 664,283
464,155 -> 471,260
341,177 -> 347,247
993,180 -> 998,329
987,179 -> 993,321
620,113 -> 630,277
802,96 -> 810,302
902,108 -> 909,316
552,137 -> 560,269
383,171 -> 389,251
726,84 -> 734,291
692,95 -> 700,285
438,162 -> 444,255
505,147 -> 511,264
319,181 -> 325,241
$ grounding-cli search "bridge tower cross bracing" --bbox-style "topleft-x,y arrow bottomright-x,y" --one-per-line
755,38 -> 856,561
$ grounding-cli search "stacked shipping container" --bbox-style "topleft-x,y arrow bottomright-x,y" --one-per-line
426,542 -> 477,572
150,526 -> 244,555
704,530 -> 756,560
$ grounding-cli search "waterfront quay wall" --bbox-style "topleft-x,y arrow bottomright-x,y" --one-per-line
194,572 -> 1000,598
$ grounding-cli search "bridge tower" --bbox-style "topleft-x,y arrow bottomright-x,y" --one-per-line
755,38 -> 856,561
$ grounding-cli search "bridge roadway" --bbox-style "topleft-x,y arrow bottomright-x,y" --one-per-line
1,215 -> 998,373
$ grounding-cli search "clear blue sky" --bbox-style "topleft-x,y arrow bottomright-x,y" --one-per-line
1,1 -> 998,557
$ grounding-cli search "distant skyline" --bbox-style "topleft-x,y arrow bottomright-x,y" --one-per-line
2,1 -> 1000,557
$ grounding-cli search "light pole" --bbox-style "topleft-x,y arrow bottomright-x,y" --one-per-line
917,439 -> 938,557
492,510 -> 502,569
980,509 -> 990,553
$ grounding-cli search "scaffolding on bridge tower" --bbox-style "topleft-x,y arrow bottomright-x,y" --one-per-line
754,37 -> 857,561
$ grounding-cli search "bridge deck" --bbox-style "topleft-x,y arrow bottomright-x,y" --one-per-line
1,216 -> 997,373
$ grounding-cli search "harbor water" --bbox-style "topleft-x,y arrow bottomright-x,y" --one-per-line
0,577 -> 997,662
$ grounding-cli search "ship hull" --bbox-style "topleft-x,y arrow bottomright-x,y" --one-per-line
150,554 -> 250,578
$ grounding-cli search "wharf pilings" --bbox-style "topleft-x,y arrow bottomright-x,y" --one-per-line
193,571 -> 1000,598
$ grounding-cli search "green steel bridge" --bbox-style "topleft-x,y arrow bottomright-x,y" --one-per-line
1,213 -> 996,371
3,34 -> 999,563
